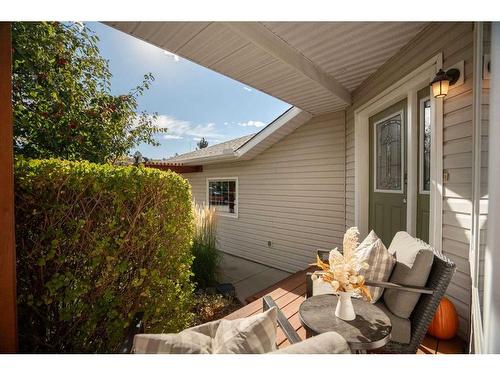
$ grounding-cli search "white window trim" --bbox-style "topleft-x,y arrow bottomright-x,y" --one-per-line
372,110 -> 405,194
206,177 -> 239,218
419,96 -> 431,195
354,53 -> 443,250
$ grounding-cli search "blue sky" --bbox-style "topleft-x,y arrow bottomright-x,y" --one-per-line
87,22 -> 291,159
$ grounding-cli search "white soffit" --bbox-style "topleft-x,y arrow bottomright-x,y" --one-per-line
262,22 -> 428,92
104,22 -> 427,115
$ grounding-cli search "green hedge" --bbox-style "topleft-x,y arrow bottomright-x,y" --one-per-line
15,158 -> 195,353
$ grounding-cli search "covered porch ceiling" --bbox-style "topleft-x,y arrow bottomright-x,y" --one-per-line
105,22 -> 428,115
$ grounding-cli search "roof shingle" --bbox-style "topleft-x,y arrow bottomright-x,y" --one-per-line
166,134 -> 255,163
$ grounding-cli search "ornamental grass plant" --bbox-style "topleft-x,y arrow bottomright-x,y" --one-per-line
191,202 -> 220,288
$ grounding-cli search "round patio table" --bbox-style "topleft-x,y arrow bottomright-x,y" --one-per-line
299,294 -> 392,353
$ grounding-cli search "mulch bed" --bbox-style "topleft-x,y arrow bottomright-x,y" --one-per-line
191,291 -> 243,326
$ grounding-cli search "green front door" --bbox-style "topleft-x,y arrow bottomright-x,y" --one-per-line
416,88 -> 431,242
369,99 -> 407,247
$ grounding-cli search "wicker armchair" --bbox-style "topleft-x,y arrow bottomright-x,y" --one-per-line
382,253 -> 456,353
122,296 -> 350,354
308,247 -> 456,354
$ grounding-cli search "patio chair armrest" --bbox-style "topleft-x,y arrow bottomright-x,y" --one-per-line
306,272 -> 316,298
120,311 -> 145,354
365,280 -> 434,295
263,296 -> 302,344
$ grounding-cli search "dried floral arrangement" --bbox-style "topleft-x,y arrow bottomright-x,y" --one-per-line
311,227 -> 372,301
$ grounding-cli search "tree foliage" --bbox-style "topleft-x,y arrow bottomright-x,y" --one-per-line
197,137 -> 209,149
12,22 -> 163,163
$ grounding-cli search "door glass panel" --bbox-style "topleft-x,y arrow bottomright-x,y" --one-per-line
375,113 -> 402,191
422,99 -> 431,192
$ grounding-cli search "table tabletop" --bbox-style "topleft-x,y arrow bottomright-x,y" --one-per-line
299,294 -> 392,352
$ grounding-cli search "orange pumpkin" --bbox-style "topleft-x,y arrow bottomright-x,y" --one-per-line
427,297 -> 459,340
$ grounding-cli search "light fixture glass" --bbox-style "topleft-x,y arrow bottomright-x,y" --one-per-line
430,68 -> 460,98
432,79 -> 449,98
430,69 -> 450,98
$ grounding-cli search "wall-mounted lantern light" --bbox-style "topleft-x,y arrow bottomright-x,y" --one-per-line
430,68 -> 461,98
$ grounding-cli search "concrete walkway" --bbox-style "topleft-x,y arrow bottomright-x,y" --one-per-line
218,252 -> 291,304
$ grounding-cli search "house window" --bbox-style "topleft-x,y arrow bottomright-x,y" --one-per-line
207,178 -> 238,217
420,98 -> 431,193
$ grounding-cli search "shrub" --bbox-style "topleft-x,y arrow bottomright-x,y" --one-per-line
191,203 -> 219,288
15,158 -> 195,353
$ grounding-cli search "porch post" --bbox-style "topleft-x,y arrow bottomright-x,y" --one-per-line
484,22 -> 500,353
0,22 -> 18,353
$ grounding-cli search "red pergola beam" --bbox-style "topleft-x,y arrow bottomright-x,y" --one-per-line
0,22 -> 18,353
144,163 -> 203,174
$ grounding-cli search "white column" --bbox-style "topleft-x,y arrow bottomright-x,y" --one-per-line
406,90 -> 418,236
484,22 -> 500,354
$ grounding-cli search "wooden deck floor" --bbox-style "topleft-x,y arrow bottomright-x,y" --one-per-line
223,268 -> 466,353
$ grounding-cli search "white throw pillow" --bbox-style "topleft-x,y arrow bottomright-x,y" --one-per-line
132,307 -> 278,354
357,234 -> 396,303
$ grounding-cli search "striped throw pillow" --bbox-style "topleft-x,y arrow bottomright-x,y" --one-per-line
214,306 -> 277,353
357,234 -> 396,303
132,307 -> 278,354
133,331 -> 213,354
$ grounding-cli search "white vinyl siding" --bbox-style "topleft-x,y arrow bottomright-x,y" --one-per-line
182,112 -> 346,272
345,22 -> 475,340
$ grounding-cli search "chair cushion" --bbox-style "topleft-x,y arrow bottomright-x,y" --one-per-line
356,232 -> 396,303
375,302 -> 411,344
273,332 -> 351,354
312,279 -> 335,296
214,306 -> 277,353
388,231 -> 432,268
133,307 -> 278,354
383,232 -> 434,319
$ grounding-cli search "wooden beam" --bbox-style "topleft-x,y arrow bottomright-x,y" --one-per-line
224,22 -> 352,106
0,22 -> 18,353
144,163 -> 203,174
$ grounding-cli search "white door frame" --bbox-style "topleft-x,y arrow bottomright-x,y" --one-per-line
354,54 -> 444,251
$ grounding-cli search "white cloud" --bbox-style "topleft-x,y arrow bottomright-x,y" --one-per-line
237,120 -> 266,128
163,51 -> 180,62
163,134 -> 183,140
153,115 -> 227,142
243,86 -> 253,92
